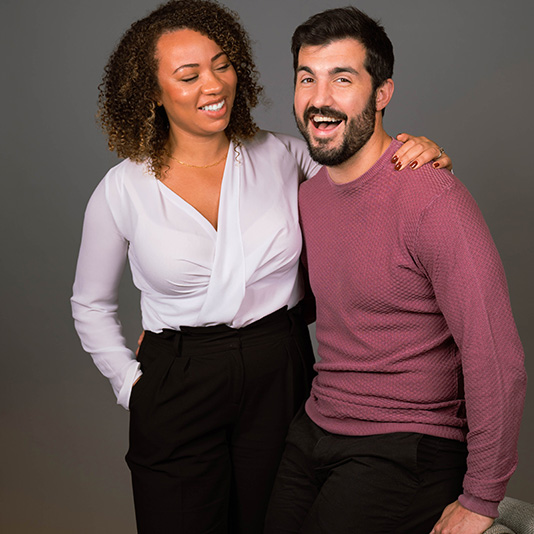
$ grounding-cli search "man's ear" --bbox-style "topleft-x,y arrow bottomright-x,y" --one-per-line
376,78 -> 394,112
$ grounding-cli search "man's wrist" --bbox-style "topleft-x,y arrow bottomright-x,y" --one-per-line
459,492 -> 500,519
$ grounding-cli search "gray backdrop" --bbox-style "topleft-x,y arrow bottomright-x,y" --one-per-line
2,1 -> 532,532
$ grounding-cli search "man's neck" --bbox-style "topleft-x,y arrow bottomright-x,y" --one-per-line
327,127 -> 391,185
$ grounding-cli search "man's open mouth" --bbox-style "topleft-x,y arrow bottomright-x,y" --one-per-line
311,115 -> 343,130
305,106 -> 347,132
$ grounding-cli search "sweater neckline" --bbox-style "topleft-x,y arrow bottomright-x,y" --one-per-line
324,137 -> 399,190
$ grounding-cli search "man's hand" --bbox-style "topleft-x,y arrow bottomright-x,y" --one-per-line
430,501 -> 494,534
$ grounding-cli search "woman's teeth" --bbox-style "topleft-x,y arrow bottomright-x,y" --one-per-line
201,101 -> 224,111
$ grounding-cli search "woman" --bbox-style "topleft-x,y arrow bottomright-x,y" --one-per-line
71,1 -> 451,532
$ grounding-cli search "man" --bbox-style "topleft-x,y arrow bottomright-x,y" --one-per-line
265,7 -> 526,534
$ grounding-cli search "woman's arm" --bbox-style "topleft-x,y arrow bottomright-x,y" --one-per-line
278,131 -> 453,180
71,179 -> 140,409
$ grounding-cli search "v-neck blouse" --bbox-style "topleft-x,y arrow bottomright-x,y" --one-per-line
71,131 -> 321,408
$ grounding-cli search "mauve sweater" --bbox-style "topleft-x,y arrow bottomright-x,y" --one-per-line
299,140 -> 526,518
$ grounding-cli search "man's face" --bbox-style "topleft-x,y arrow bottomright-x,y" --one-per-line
294,38 -> 377,166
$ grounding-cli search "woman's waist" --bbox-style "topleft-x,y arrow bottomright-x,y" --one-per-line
144,302 -> 306,353
140,279 -> 304,331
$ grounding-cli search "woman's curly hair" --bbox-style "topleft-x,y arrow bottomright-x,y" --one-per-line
98,0 -> 263,176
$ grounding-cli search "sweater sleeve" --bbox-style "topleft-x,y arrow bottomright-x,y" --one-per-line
71,179 -> 141,409
414,180 -> 526,518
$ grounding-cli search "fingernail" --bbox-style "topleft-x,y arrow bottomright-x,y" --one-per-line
391,155 -> 398,164
395,162 -> 402,171
410,161 -> 418,169
433,162 -> 440,168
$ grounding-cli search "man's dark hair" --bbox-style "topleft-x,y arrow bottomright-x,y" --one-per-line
291,6 -> 394,92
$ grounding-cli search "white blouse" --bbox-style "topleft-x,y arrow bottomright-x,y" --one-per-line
71,131 -> 320,408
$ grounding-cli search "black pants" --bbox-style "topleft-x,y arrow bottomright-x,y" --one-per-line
264,408 -> 468,534
125,306 -> 315,534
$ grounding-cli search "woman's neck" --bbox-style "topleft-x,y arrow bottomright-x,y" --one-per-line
167,131 -> 230,168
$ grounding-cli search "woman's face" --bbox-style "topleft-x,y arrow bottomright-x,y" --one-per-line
155,28 -> 237,142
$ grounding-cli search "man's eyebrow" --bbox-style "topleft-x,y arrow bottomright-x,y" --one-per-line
330,66 -> 359,76
172,52 -> 228,74
296,65 -> 360,76
296,66 -> 314,75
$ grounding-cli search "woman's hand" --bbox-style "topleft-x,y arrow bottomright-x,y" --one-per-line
132,331 -> 145,387
393,133 -> 452,171
136,331 -> 145,356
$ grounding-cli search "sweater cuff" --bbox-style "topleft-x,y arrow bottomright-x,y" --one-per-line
459,492 -> 500,519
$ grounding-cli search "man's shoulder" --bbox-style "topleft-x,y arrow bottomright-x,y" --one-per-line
401,162 -> 455,188
394,164 -> 460,208
393,165 -> 485,238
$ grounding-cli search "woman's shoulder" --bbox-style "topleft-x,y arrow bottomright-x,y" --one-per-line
102,158 -> 150,185
243,131 -> 320,181
96,158 -> 156,209
245,130 -> 307,152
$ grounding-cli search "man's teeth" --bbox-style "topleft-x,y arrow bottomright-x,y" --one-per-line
313,116 -> 340,122
201,101 -> 224,111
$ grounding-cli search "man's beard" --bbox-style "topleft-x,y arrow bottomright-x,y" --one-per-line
295,95 -> 376,167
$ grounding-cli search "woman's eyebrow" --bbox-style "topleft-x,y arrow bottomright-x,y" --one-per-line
173,52 -> 227,74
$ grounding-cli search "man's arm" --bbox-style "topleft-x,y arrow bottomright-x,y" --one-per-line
430,501 -> 494,534
414,176 -> 526,532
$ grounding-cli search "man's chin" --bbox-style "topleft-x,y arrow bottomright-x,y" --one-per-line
308,133 -> 343,155
307,146 -> 344,166
298,126 -> 348,165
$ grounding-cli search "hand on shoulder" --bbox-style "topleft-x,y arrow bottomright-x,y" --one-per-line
394,133 -> 452,171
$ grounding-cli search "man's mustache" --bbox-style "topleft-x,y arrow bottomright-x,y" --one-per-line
304,106 -> 347,122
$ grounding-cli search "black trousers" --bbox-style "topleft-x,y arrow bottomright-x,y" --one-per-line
125,306 -> 315,534
265,408 -> 468,534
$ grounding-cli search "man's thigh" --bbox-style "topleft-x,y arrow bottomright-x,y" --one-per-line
266,411 -> 467,534
397,435 -> 467,534
264,407 -> 324,534
301,432 -> 426,534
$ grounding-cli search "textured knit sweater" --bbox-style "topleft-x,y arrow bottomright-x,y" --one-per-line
298,139 -> 526,518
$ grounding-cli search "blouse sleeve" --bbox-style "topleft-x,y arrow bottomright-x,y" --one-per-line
273,132 -> 322,182
71,179 -> 141,409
